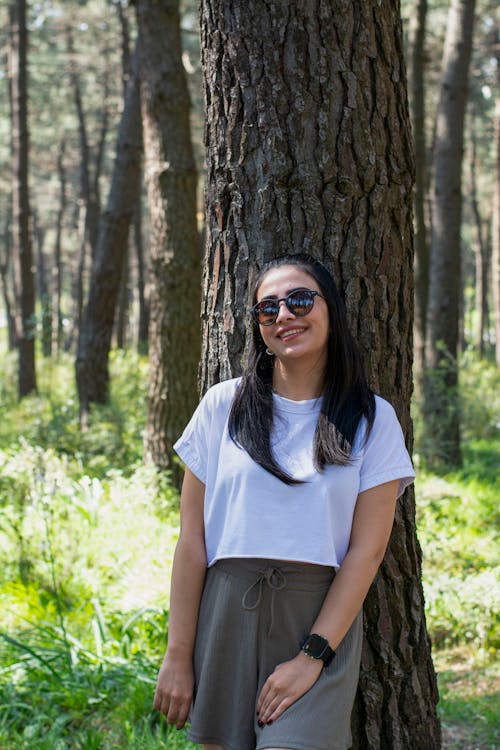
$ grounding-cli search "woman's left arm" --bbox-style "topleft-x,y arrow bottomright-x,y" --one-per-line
256,479 -> 399,725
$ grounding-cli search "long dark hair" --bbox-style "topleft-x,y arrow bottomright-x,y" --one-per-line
228,253 -> 375,484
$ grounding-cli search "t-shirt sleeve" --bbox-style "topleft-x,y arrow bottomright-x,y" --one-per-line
173,391 -> 212,484
358,398 -> 415,498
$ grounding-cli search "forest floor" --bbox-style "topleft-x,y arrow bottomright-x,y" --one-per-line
0,349 -> 498,749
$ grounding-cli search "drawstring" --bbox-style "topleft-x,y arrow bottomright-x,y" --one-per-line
241,567 -> 287,637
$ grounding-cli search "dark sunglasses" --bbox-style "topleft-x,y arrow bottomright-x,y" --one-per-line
250,288 -> 325,326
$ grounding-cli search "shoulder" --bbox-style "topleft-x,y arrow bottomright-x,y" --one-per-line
373,394 -> 399,424
200,377 -> 241,411
353,394 -> 403,453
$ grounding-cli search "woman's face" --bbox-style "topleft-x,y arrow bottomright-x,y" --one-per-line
255,266 -> 330,365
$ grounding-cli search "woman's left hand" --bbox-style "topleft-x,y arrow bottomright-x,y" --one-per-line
256,651 -> 323,725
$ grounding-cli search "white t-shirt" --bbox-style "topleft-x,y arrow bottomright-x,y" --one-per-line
174,377 -> 415,569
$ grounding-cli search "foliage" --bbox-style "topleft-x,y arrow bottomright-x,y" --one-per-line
414,350 -> 500,469
0,348 -> 498,747
416,436 -> 499,655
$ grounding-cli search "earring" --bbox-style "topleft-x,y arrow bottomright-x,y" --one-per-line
266,348 -> 274,356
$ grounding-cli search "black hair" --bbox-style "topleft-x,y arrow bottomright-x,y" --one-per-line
228,253 -> 375,485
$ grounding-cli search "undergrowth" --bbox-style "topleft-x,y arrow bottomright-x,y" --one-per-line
0,347 -> 498,748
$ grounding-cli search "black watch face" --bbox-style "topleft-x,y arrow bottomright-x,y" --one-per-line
303,634 -> 328,658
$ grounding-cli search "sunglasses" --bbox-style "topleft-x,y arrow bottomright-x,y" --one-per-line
250,288 -> 325,326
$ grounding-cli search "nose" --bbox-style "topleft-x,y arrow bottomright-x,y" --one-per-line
275,298 -> 294,324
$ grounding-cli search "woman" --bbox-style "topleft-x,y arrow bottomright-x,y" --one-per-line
154,253 -> 415,750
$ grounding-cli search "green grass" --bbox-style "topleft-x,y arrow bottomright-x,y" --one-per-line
0,346 -> 498,748
435,649 -> 499,750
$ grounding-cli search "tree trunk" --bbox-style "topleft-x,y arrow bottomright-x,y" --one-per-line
134,185 -> 149,354
76,44 -> 142,414
423,0 -> 475,468
114,245 -> 129,348
137,0 -> 201,479
408,0 -> 428,395
0,215 -> 17,351
66,26 -> 100,346
33,211 -> 51,357
199,2 -> 440,748
9,0 -> 36,397
493,96 -> 500,366
470,129 -> 488,356
51,139 -> 66,358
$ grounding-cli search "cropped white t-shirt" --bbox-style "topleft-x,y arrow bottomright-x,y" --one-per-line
174,377 -> 415,569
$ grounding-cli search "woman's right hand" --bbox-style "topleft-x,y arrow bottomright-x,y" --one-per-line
153,651 -> 194,730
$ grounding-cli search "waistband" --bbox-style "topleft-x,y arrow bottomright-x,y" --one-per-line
211,557 -> 335,589
210,558 -> 334,638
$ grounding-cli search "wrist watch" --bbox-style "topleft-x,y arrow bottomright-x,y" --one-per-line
300,633 -> 336,667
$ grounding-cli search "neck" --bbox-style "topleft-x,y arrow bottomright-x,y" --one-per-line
272,357 -> 325,400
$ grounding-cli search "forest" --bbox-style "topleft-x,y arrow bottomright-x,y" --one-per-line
0,0 -> 498,748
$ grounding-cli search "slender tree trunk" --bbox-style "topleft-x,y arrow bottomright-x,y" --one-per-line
51,139 -> 66,358
115,246 -> 129,348
0,215 -> 17,351
409,0 -> 428,395
423,0 -> 475,468
76,44 -> 142,414
493,97 -> 500,366
134,185 -> 149,353
470,129 -> 488,356
137,0 -> 201,480
91,46 -> 110,247
199,3 -> 440,747
33,211 -> 51,357
66,26 -> 100,345
114,0 -> 133,350
116,0 -> 132,90
9,0 -> 36,397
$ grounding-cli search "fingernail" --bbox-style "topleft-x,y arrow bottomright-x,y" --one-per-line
258,720 -> 264,728
267,719 -> 273,725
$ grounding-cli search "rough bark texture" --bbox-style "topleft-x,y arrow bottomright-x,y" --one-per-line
424,0 -> 476,468
409,0 -> 428,395
76,45 -> 142,413
136,0 -> 201,477
9,0 -> 37,396
199,2 -> 440,748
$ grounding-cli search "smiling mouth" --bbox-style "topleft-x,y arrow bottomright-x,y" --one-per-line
278,328 -> 305,341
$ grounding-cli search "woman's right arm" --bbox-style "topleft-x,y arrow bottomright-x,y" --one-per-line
153,468 -> 207,729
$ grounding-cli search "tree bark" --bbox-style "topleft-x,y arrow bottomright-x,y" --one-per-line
199,2 -> 440,748
470,129 -> 489,356
51,139 -> 66,358
66,26 -> 100,347
9,0 -> 36,397
76,44 -> 142,414
136,0 -> 201,479
493,93 -> 500,366
134,183 -> 149,353
115,245 -> 129,348
33,211 -> 51,357
423,0 -> 476,468
0,214 -> 17,351
408,0 -> 428,395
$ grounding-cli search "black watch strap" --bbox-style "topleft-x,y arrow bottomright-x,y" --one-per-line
300,633 -> 336,667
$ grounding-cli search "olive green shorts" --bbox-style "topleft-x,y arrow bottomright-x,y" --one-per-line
187,558 -> 362,750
